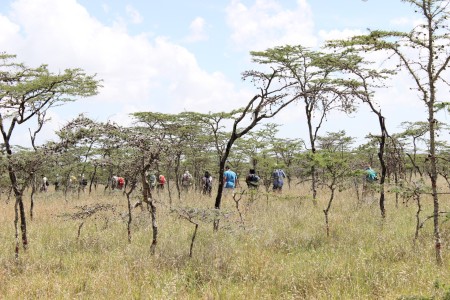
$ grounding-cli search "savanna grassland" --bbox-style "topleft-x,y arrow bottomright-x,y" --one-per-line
0,182 -> 449,299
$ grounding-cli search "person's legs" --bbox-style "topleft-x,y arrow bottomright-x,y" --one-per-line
223,187 -> 234,197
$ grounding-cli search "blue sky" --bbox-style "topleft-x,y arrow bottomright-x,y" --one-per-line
0,0 -> 447,147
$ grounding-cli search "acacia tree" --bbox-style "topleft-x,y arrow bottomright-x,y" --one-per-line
323,49 -> 394,218
50,115 -> 120,199
315,148 -> 354,237
240,123 -> 279,170
250,46 -> 356,205
0,54 -> 100,256
212,67 -> 303,230
329,0 -> 450,265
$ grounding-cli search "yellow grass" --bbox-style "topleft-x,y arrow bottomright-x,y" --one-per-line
0,183 -> 449,299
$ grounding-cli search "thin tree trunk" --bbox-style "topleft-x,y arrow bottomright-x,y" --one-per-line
141,170 -> 158,255
14,198 -> 19,260
353,178 -> 361,206
17,194 -> 27,250
394,172 -> 399,209
323,182 -> 336,237
377,116 -> 387,219
414,193 -> 421,242
149,197 -> 158,255
89,165 -> 98,195
175,154 -> 181,200
428,104 -> 442,265
311,165 -> 317,205
30,174 -> 36,221
8,168 -> 28,250
214,135 -> 236,231
126,190 -> 133,243
189,223 -> 198,258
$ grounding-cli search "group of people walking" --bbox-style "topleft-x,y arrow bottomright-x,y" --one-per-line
223,165 -> 287,194
40,174 -> 88,193
143,165 -> 288,197
38,164 -> 378,204
147,173 -> 166,191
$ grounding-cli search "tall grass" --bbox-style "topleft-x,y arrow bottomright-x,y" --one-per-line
0,184 -> 449,299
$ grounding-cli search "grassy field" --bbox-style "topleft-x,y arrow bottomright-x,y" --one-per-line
0,183 -> 449,299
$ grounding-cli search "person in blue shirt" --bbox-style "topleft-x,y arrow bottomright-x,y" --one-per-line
223,165 -> 237,195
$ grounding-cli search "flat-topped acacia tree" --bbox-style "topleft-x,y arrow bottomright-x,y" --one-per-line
327,0 -> 450,265
211,68 -> 304,230
319,49 -> 394,218
0,54 -> 100,257
250,46 -> 357,205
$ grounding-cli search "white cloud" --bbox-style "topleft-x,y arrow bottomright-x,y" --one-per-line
225,0 -> 317,52
151,37 -> 251,112
0,15 -> 24,53
126,4 -> 143,24
185,17 -> 208,43
0,0 -> 253,146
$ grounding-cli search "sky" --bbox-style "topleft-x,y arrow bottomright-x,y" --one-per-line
0,0 -> 448,148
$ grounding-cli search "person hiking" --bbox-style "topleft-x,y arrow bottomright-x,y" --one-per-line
362,165 -> 378,201
245,169 -> 260,189
202,171 -> 213,196
148,172 -> 157,191
181,170 -> 193,192
54,174 -> 61,191
79,174 -> 88,193
157,174 -> 166,190
272,167 -> 286,193
41,175 -> 49,192
117,176 -> 125,190
223,166 -> 237,196
365,165 -> 378,183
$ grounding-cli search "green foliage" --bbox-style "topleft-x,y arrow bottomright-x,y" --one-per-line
390,179 -> 431,201
0,53 -> 100,122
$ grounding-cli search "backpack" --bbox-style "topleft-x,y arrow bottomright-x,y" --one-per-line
366,169 -> 378,182
273,169 -> 282,179
247,174 -> 259,186
81,179 -> 88,186
182,173 -> 191,184
148,174 -> 156,186
118,177 -> 125,186
45,181 -> 50,186
159,175 -> 166,184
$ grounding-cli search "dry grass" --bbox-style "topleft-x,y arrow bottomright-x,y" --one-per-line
0,183 -> 449,299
